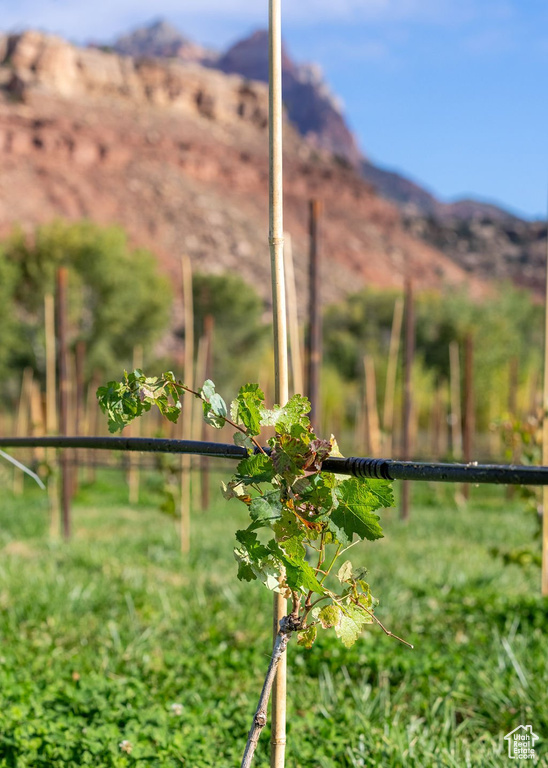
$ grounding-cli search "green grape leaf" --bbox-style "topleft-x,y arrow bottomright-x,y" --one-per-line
335,603 -> 370,648
318,604 -> 341,629
234,529 -> 281,590
297,625 -> 317,649
331,478 -> 386,543
260,394 -> 311,433
273,507 -> 305,542
279,535 -> 306,563
249,491 -> 282,524
235,454 -> 275,484
283,559 -> 324,595
231,384 -> 265,436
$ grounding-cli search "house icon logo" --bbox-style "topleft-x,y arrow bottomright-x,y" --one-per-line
504,725 -> 539,760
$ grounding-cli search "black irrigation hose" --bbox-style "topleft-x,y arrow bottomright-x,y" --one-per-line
1,435 -> 548,486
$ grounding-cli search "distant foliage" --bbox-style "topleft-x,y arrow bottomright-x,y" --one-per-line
3,221 -> 172,382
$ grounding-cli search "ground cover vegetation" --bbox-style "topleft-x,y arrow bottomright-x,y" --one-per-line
0,469 -> 545,767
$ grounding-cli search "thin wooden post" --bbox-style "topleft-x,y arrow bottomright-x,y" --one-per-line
364,354 -> 381,457
382,296 -> 404,456
462,333 -> 475,501
13,367 -> 34,494
57,267 -> 71,539
449,341 -> 463,459
305,199 -> 322,428
400,279 -> 414,521
268,2 -> 289,766
180,255 -> 194,553
284,234 -> 304,396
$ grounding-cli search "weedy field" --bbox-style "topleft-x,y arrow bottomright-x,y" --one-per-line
0,469 -> 546,767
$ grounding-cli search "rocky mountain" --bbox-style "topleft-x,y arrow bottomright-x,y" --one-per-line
216,30 -> 361,166
105,20 -> 545,296
111,19 -> 216,65
0,29 -> 479,333
112,22 -> 361,166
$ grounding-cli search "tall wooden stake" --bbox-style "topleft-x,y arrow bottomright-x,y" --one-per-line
57,267 -> 71,539
462,334 -> 475,501
181,255 -> 194,553
449,341 -> 463,459
363,354 -> 381,457
542,215 -> 548,595
400,279 -> 414,521
305,199 -> 322,428
269,2 -> 289,766
13,367 -> 34,494
382,296 -> 404,456
284,234 -> 304,396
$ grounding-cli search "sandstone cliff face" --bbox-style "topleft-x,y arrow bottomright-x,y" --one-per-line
0,31 -> 481,326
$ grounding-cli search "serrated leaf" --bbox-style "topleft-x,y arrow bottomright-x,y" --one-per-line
280,535 -> 306,563
209,392 -> 227,419
273,507 -> 305,542
260,394 -> 311,433
235,454 -> 275,484
297,626 -> 317,649
283,558 -> 324,594
331,478 -> 386,543
318,604 -> 341,629
249,491 -> 282,524
335,603 -> 369,648
337,560 -> 353,583
231,384 -> 265,436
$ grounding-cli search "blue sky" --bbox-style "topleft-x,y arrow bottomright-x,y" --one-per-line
1,0 -> 547,219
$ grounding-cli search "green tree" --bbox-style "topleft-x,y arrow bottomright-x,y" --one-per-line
4,221 -> 172,381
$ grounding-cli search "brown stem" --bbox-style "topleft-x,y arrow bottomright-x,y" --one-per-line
362,607 -> 414,649
240,615 -> 299,768
176,382 -> 267,455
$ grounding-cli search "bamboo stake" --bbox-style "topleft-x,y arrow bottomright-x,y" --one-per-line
268,2 -> 289,766
181,254 -> 194,553
128,344 -> 143,504
542,213 -> 548,595
284,234 -> 304,396
305,199 -> 322,428
382,296 -> 404,456
364,355 -> 381,457
462,334 -> 475,501
449,341 -> 463,459
13,367 -> 34,494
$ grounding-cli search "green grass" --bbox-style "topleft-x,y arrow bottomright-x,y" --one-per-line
0,469 -> 546,766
